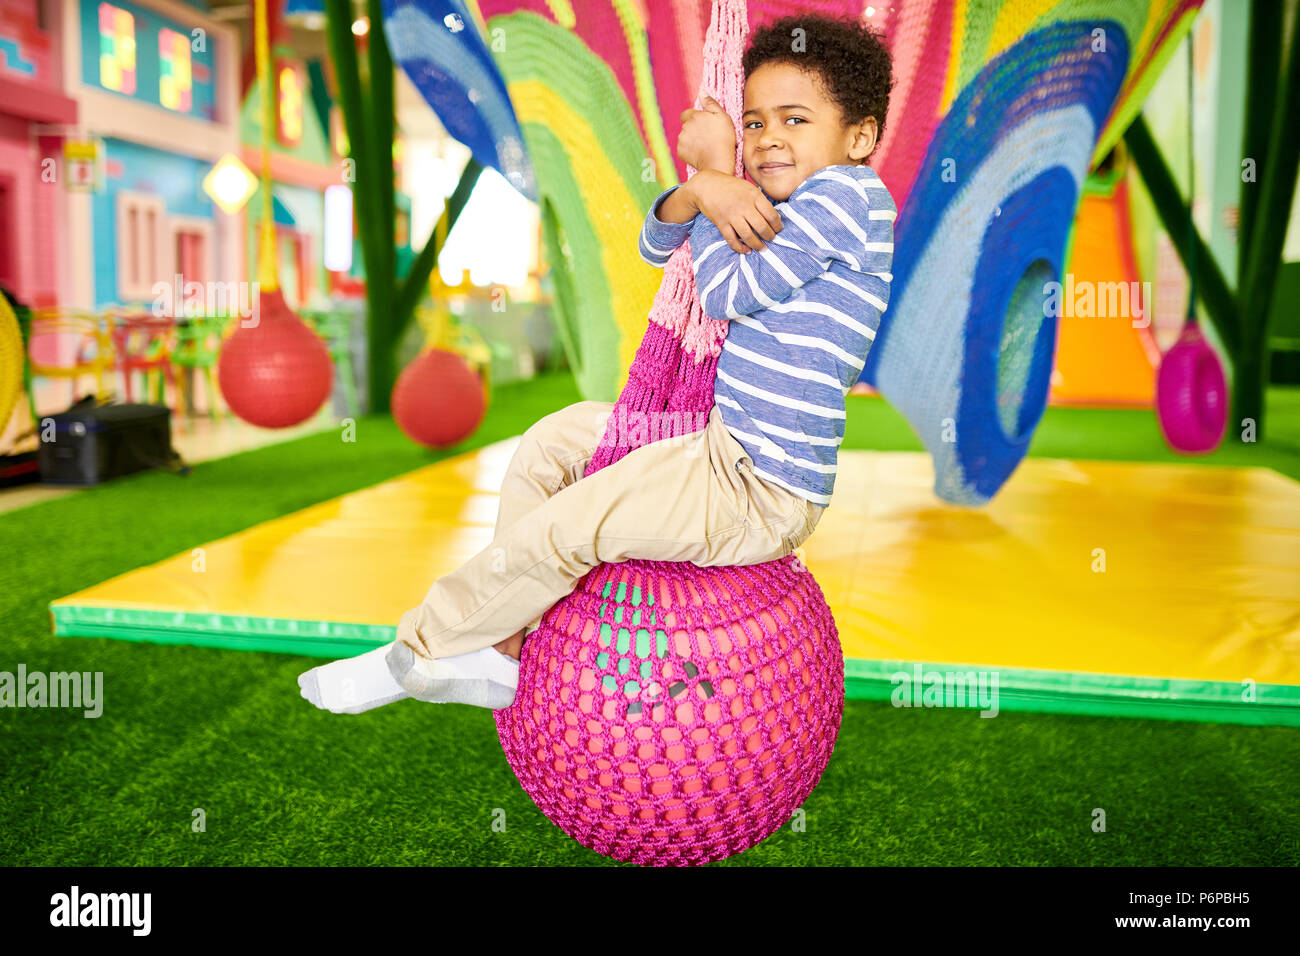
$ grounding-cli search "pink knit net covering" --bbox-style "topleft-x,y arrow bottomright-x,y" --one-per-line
493,0 -> 845,867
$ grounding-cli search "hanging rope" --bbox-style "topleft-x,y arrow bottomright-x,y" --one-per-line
254,0 -> 279,292
1184,34 -> 1196,326
583,0 -> 748,476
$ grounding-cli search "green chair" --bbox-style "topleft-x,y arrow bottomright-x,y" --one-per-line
302,307 -> 359,419
170,314 -> 234,423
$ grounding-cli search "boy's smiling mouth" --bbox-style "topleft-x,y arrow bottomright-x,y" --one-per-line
757,161 -> 794,175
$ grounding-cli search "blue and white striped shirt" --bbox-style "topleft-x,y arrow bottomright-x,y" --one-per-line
638,163 -> 895,507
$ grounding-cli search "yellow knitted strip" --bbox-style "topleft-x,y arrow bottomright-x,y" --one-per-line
939,0 -> 972,116
1091,4 -> 1198,168
939,0 -> 1193,169
510,77 -> 664,392
1130,0 -> 1171,77
542,0 -> 576,30
986,0 -> 1060,67
612,0 -> 678,188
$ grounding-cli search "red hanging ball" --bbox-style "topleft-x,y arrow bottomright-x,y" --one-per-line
392,347 -> 486,448
217,288 -> 334,429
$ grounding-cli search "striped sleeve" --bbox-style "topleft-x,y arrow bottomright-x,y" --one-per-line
689,167 -> 895,321
638,185 -> 696,268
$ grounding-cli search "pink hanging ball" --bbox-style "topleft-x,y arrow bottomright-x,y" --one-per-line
494,556 -> 845,866
392,347 -> 486,448
217,288 -> 334,429
1155,324 -> 1228,454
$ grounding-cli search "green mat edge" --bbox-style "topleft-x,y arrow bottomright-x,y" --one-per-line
50,604 -> 1300,727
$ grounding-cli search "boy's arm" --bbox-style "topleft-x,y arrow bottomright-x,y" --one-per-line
638,185 -> 697,268
691,169 -> 894,321
637,160 -> 735,267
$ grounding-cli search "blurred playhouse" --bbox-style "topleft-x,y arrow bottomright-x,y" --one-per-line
0,0 -> 554,475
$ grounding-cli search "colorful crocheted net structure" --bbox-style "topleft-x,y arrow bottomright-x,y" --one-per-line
382,0 -> 1202,505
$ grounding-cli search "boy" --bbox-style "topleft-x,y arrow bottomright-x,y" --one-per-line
299,14 -> 895,714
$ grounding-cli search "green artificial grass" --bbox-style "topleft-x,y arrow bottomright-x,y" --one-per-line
1,373 -> 1297,866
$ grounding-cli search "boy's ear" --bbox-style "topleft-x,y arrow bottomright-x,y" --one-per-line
850,117 -> 879,161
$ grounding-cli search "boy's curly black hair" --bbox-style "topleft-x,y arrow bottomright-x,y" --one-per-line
742,15 -> 894,159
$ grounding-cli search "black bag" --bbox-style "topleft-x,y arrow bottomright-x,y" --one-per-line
0,450 -> 40,488
37,396 -> 191,485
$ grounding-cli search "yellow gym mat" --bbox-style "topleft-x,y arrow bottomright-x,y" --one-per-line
50,444 -> 1300,726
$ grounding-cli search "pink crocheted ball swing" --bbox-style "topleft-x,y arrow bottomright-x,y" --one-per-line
493,0 -> 844,867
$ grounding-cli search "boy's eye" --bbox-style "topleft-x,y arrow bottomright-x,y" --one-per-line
745,117 -> 807,129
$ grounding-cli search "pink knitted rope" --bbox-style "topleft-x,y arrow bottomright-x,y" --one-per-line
585,0 -> 748,476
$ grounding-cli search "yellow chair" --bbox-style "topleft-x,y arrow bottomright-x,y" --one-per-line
26,308 -> 116,411
0,293 -> 23,433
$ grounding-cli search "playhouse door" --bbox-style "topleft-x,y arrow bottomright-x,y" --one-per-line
176,230 -> 206,288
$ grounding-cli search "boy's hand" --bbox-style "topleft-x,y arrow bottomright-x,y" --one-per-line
685,170 -> 783,254
677,95 -> 738,174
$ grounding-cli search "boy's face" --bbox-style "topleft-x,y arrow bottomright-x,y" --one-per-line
740,62 -> 878,202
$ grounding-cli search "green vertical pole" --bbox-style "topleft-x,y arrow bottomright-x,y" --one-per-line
1234,2 -> 1300,441
366,0 -> 397,414
1122,117 -> 1238,353
1237,0 -> 1282,285
391,157 -> 485,347
325,0 -> 391,412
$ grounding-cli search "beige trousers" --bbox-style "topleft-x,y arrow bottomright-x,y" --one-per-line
395,401 -> 825,660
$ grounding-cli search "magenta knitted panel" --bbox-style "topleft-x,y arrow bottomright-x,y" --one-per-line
584,0 -> 747,474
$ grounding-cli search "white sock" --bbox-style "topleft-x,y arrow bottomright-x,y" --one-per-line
298,643 -> 411,714
386,642 -> 521,710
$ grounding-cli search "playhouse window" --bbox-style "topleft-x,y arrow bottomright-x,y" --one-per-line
158,28 -> 193,113
98,3 -> 137,95
116,191 -> 166,303
170,217 -> 213,303
277,62 -> 304,148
